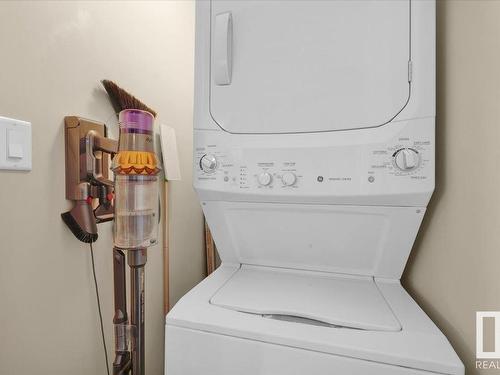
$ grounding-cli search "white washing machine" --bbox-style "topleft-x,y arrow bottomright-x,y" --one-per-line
165,1 -> 464,374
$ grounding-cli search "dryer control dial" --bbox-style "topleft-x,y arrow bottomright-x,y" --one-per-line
393,148 -> 420,171
257,172 -> 272,186
200,154 -> 218,173
282,172 -> 297,186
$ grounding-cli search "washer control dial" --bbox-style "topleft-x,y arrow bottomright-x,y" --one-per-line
393,148 -> 420,171
257,172 -> 272,186
200,154 -> 218,173
282,172 -> 297,186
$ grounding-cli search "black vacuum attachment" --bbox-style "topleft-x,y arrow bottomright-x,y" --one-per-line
61,201 -> 98,243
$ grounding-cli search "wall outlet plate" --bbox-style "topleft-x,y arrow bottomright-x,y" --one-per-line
0,116 -> 32,171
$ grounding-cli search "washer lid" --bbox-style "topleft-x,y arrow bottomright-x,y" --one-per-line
210,265 -> 401,332
209,0 -> 410,134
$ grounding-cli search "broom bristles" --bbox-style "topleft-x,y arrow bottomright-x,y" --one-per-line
101,79 -> 157,118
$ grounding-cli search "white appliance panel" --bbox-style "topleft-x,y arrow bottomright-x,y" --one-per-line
202,202 -> 424,279
210,0 -> 411,134
166,325 -> 446,375
194,118 -> 435,207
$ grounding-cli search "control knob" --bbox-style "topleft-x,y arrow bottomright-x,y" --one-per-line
200,154 -> 218,173
281,172 -> 297,186
393,148 -> 420,171
257,172 -> 272,186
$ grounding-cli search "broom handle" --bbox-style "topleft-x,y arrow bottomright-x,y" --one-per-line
163,181 -> 170,314
205,220 -> 216,275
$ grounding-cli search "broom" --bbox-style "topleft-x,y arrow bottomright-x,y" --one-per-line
101,80 -> 157,118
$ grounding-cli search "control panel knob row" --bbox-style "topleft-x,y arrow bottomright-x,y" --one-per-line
200,154 -> 218,173
393,148 -> 420,171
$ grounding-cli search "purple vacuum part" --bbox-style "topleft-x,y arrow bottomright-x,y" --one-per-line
119,109 -> 154,134
114,106 -> 159,250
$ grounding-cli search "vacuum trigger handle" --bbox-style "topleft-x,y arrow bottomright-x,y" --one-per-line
86,130 -> 118,187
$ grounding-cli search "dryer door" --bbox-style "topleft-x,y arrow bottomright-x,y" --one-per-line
209,0 -> 411,134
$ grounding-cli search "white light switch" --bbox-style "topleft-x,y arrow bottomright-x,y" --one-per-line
8,129 -> 24,158
0,116 -> 31,171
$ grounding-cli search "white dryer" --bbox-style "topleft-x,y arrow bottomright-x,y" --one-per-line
165,1 -> 464,374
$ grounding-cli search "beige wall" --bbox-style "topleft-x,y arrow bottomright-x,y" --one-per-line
0,2 -> 203,374
404,1 -> 500,374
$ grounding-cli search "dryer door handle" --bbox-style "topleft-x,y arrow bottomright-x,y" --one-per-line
214,12 -> 233,85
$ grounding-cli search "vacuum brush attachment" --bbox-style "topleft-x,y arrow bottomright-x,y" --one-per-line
61,201 -> 98,243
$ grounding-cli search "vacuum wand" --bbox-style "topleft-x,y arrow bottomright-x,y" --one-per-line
113,248 -> 131,375
128,250 -> 147,375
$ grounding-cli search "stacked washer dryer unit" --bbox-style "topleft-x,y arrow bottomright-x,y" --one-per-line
166,1 -> 464,374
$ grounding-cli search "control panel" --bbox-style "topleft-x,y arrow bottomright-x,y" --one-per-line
194,119 -> 434,200
195,149 -> 308,191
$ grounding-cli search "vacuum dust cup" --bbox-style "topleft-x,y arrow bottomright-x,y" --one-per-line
112,109 -> 160,250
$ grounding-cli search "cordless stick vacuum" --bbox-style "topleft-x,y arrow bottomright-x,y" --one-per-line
100,80 -> 160,375
112,109 -> 160,375
62,81 -> 160,375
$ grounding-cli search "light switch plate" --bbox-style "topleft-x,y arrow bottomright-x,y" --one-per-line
0,116 -> 32,171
